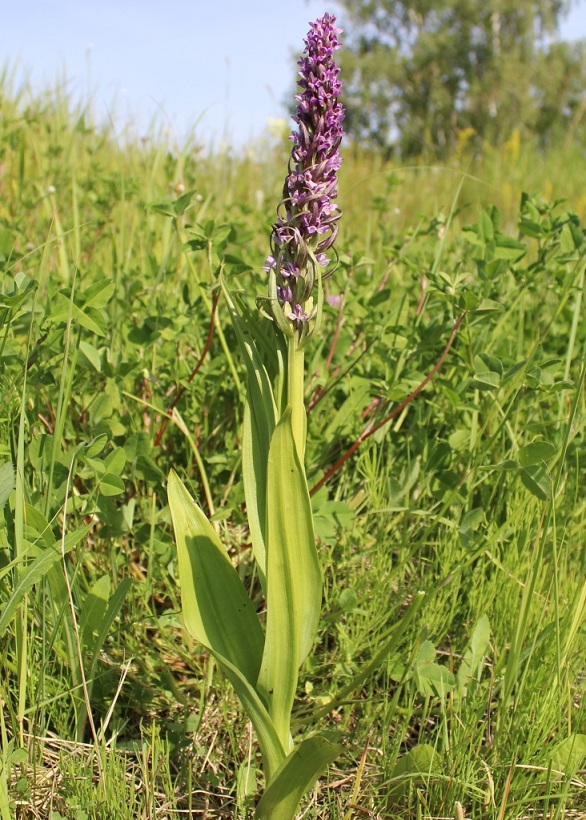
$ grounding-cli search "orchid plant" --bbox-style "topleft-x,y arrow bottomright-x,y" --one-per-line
168,14 -> 346,818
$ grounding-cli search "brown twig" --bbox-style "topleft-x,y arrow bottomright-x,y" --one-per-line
416,273 -> 429,316
154,290 -> 220,447
309,311 -> 465,496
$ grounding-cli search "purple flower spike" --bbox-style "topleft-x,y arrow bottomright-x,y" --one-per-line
265,12 -> 344,336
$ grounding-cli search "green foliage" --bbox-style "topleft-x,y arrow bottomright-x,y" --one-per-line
255,734 -> 343,820
0,74 -> 584,817
336,0 -> 586,156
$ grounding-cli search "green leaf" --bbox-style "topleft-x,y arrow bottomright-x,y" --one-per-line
519,219 -> 543,238
85,434 -> 108,459
167,470 -> 265,687
550,734 -> 586,777
223,281 -> 278,586
560,224 -> 578,253
242,401 -> 271,586
0,461 -> 15,512
470,370 -> 501,391
477,352 -> 503,376
82,281 -> 116,309
518,440 -> 557,468
78,306 -> 107,337
237,760 -> 258,806
211,224 -> 232,244
255,734 -> 342,820
103,447 -> 126,475
150,201 -> 177,218
98,473 -> 125,496
257,410 -> 321,749
415,640 -> 455,698
520,464 -> 552,500
173,189 -> 197,216
459,507 -> 484,535
79,340 -> 102,372
86,578 -> 132,681
457,614 -> 490,695
388,744 -> 441,799
168,473 -> 286,778
459,507 -> 484,547
80,575 -> 111,652
215,652 -> 286,783
493,235 -> 526,260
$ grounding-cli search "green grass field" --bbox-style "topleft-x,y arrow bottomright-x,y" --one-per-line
1,76 -> 585,818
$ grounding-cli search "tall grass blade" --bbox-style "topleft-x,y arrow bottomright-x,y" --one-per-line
0,526 -> 90,635
0,463 -> 14,512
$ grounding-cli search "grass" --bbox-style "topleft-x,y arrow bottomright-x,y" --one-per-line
0,73 -> 585,818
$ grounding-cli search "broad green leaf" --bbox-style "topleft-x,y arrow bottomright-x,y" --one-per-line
324,381 -> 370,440
474,298 -> 505,313
457,614 -> 490,695
0,461 -> 15,512
560,223 -> 579,253
215,652 -> 285,783
550,734 -> 586,777
415,640 -> 455,698
388,744 -> 441,799
80,574 -> 110,652
51,294 -> 105,337
419,664 -> 456,698
242,401 -> 271,587
470,370 -> 501,391
78,305 -> 107,336
99,473 -> 125,496
167,470 -> 264,687
520,464 -> 552,500
173,189 -> 197,216
255,734 -> 342,820
85,434 -> 108,459
103,446 -> 126,475
518,440 -> 557,468
150,200 -> 177,218
493,235 -> 526,260
82,280 -> 116,309
477,352 -> 503,376
223,281 -> 278,586
519,219 -> 543,238
79,340 -> 102,371
459,507 -> 484,538
257,410 -> 321,748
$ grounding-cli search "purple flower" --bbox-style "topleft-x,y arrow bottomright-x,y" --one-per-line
265,13 -> 344,336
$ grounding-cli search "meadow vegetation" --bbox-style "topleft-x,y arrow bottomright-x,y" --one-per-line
0,74 -> 585,818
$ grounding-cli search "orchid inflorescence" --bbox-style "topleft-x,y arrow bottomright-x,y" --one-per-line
264,13 -> 345,339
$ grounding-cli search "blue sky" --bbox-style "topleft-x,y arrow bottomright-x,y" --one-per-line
3,1 -> 586,149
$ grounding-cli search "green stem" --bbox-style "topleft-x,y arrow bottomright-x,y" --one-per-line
287,337 -> 306,462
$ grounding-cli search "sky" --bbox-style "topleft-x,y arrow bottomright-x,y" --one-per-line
2,1 -> 586,150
